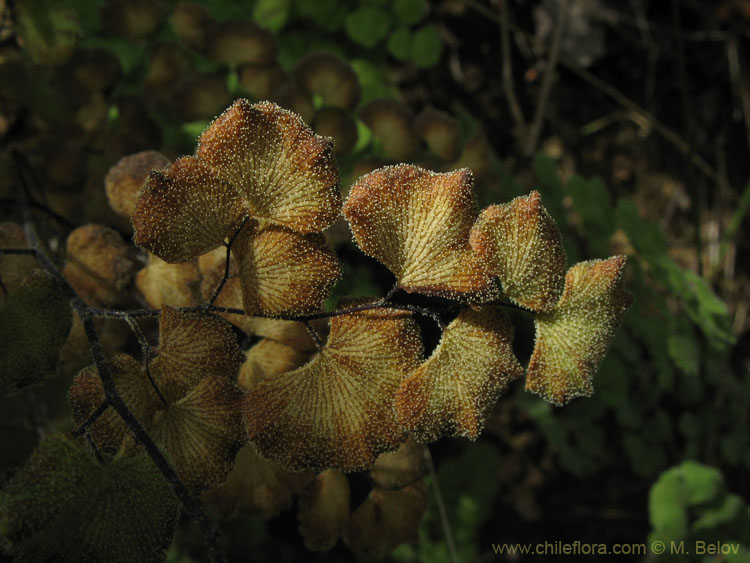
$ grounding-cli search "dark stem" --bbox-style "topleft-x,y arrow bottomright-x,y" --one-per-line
72,399 -> 111,437
0,197 -> 76,230
85,431 -> 105,464
124,316 -> 168,407
208,218 -> 248,307
11,149 -> 227,563
302,320 -> 324,350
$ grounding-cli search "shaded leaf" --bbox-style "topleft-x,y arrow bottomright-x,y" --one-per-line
238,338 -> 314,391
151,375 -> 246,493
297,469 -> 350,551
396,307 -> 523,442
369,436 -> 428,490
245,305 -> 424,472
202,441 -> 312,519
526,256 -> 632,406
0,271 -> 72,396
0,222 -> 36,300
68,353 -> 160,454
0,433 -> 178,563
150,306 -> 244,403
343,164 -> 496,301
470,191 -> 566,312
343,482 -> 428,558
63,224 -> 135,306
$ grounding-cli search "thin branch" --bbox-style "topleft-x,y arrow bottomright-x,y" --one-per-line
302,320 -> 324,350
426,447 -> 459,563
0,197 -> 76,230
497,0 -> 527,138
124,315 -> 168,408
462,0 -> 722,184
523,0 -> 568,156
11,149 -> 227,563
85,431 -> 105,464
72,399 -> 111,437
208,218 -> 249,306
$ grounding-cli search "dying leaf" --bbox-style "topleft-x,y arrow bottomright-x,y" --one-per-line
63,224 -> 135,306
150,374 -> 246,492
245,305 -> 424,472
104,151 -> 170,219
132,156 -> 247,263
196,99 -> 341,233
343,482 -> 428,558
0,271 -> 72,396
470,191 -> 566,312
202,441 -> 313,519
0,433 -> 179,563
135,254 -> 202,308
150,306 -> 244,403
68,353 -> 160,454
297,469 -> 350,551
396,307 -> 523,442
343,164 -> 496,301
369,436 -> 428,490
233,221 -> 341,315
526,256 -> 632,406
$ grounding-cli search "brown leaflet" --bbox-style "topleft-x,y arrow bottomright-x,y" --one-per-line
470,190 -> 566,312
343,164 -> 496,301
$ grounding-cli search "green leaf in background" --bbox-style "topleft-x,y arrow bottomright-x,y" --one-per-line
293,0 -> 347,31
0,433 -> 179,563
667,333 -> 700,376
566,174 -> 614,256
410,24 -> 442,68
16,0 -> 81,65
387,26 -> 412,61
0,271 -> 72,397
345,6 -> 392,48
393,0 -> 428,24
254,0 -> 290,32
350,59 -> 398,101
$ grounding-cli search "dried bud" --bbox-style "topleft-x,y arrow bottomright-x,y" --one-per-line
105,150 -> 170,219
293,52 -> 360,110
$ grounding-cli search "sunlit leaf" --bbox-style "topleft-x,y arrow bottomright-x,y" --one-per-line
396,307 -> 522,442
470,191 -> 566,312
526,256 -> 632,406
68,353 -> 160,454
196,99 -> 341,233
233,221 -> 341,316
297,469 -> 350,551
344,164 -> 496,301
245,305 -> 423,472
150,306 -> 244,403
0,271 -> 72,396
0,433 -> 178,563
